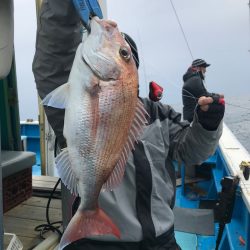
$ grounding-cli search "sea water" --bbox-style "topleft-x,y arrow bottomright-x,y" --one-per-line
224,96 -> 250,153
172,95 -> 250,154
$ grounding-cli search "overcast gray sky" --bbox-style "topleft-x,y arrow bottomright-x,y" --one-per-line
14,0 -> 250,120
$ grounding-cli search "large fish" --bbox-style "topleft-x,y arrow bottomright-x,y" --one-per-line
42,17 -> 148,249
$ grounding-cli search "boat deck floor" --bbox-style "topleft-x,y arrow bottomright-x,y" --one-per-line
3,176 -> 61,250
3,175 -> 216,250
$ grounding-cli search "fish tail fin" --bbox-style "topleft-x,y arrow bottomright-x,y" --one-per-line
59,208 -> 120,249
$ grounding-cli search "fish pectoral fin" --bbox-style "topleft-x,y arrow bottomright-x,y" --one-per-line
102,99 -> 148,191
42,83 -> 70,109
55,148 -> 78,196
59,208 -> 120,250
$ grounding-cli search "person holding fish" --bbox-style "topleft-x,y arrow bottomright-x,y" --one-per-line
33,1 -> 225,250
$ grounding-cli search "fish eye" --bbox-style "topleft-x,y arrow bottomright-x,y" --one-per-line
119,47 -> 131,61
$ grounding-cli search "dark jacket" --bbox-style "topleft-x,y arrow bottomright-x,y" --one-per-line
32,0 -> 81,149
182,68 -> 212,122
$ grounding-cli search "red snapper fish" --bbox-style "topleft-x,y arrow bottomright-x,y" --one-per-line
42,17 -> 147,249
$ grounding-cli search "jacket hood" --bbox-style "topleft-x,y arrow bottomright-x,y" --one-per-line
183,67 -> 196,82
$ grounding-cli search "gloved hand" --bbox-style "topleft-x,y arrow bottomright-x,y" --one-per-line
73,0 -> 103,30
196,96 -> 225,131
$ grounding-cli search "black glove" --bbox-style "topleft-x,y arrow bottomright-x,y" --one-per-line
196,97 -> 225,131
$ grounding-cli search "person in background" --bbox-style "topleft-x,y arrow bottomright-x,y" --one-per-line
33,1 -> 225,249
182,59 -> 224,123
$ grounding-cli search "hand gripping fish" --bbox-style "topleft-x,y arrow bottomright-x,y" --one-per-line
42,17 -> 148,249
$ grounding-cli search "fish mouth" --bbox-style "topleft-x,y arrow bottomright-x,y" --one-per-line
92,16 -> 117,29
81,17 -> 120,82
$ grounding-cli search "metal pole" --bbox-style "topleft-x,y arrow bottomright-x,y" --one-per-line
35,0 -> 47,175
0,120 -> 4,250
0,0 -> 14,245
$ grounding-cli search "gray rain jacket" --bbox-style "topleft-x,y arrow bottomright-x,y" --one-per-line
33,0 -> 223,246
94,98 -> 222,242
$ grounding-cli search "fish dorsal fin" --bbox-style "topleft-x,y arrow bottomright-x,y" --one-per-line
102,99 -> 148,191
42,83 -> 69,109
55,148 -> 78,196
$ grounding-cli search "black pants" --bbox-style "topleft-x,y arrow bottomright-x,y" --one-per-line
64,230 -> 181,250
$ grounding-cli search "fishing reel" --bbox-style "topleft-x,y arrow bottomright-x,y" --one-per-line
214,176 -> 240,250
149,81 -> 163,102
214,176 -> 239,224
211,93 -> 225,106
240,161 -> 250,180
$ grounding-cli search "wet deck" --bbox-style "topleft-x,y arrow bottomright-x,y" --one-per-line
3,176 -> 61,250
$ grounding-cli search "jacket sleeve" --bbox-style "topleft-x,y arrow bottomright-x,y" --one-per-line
168,107 -> 223,166
32,0 -> 81,148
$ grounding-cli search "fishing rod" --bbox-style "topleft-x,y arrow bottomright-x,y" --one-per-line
128,18 -> 250,111
169,0 -> 194,60
167,0 -> 250,111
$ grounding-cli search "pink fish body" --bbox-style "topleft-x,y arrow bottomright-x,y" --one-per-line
43,17 -> 147,249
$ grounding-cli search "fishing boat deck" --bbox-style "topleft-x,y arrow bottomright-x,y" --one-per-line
3,152 -> 250,250
3,175 -> 209,250
3,176 -> 61,250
